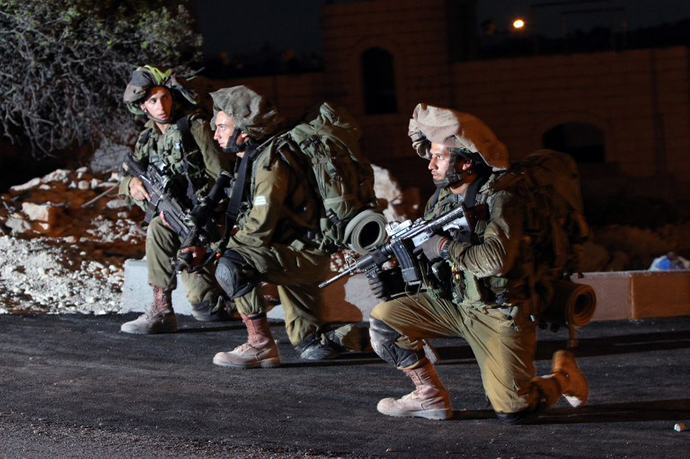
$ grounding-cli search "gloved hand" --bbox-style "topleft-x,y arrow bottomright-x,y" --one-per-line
367,274 -> 388,300
421,234 -> 450,262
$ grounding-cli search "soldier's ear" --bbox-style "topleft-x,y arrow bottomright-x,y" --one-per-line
458,158 -> 474,170
238,131 -> 251,143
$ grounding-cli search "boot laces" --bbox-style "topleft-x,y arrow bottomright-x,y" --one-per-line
232,342 -> 258,353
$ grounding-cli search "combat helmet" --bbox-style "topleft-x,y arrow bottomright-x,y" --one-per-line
210,86 -> 284,142
408,103 -> 509,171
123,65 -> 196,118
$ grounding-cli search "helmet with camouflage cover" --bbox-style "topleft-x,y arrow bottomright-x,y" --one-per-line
408,103 -> 509,170
123,65 -> 196,117
210,86 -> 284,142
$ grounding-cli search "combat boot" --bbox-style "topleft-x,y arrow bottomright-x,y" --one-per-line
295,334 -> 343,360
190,298 -> 235,322
120,286 -> 178,334
213,314 -> 280,369
377,363 -> 453,420
551,350 -> 589,407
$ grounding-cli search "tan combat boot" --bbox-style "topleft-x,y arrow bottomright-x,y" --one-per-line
213,314 -> 281,369
377,363 -> 453,420
551,350 -> 589,407
120,286 -> 178,334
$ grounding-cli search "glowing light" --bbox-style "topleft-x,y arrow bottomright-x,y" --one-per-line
513,18 -> 525,29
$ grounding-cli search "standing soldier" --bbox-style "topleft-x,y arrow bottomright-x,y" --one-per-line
367,104 -> 589,423
119,65 -> 233,334
207,85 -> 369,367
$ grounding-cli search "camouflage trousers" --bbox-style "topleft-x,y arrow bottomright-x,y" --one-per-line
229,243 -> 363,348
146,216 -> 226,308
370,291 -> 547,414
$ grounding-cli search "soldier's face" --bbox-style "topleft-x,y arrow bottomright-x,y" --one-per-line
214,111 -> 249,156
428,143 -> 453,182
140,86 -> 173,121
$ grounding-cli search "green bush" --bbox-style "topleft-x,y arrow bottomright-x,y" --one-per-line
0,0 -> 201,157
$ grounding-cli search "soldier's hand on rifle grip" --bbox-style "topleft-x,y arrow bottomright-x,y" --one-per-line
129,177 -> 150,202
179,246 -> 207,269
421,234 -> 450,262
159,210 -> 173,229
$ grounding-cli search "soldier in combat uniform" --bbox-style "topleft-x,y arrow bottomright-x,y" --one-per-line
119,65 -> 233,334
367,104 -> 589,423
206,85 -> 369,367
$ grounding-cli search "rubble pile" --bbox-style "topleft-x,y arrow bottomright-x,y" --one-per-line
0,167 -> 146,314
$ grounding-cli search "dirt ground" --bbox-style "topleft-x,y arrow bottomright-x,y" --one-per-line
1,313 -> 688,459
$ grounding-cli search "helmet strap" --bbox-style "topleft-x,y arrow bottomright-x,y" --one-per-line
222,127 -> 249,154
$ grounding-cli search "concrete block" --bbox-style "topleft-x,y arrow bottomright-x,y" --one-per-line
122,259 -> 690,323
631,271 -> 690,319
574,272 -> 633,321
121,259 -> 374,323
121,259 -> 195,316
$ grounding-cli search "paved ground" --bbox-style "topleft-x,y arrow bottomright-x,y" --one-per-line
1,313 -> 689,458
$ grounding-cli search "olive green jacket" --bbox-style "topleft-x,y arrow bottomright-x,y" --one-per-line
226,138 -> 321,251
119,114 -> 231,210
425,176 -> 530,306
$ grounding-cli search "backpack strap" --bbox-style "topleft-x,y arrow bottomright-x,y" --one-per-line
225,143 -> 259,226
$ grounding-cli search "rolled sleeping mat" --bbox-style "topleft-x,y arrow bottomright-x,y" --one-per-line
542,280 -> 597,328
343,209 -> 389,254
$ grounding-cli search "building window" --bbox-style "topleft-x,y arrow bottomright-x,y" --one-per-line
361,47 -> 398,115
543,122 -> 605,163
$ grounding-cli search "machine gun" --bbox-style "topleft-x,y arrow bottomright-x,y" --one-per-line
319,204 -> 474,289
122,154 -> 232,278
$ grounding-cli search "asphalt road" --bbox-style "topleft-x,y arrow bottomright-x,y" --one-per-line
1,313 -> 689,458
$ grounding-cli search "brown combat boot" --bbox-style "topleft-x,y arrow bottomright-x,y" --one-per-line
377,363 -> 453,420
120,286 -> 178,334
551,350 -> 589,407
213,314 -> 281,369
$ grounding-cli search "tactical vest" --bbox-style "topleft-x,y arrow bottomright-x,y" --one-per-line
133,114 -> 211,209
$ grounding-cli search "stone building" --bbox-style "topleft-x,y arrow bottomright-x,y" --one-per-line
206,0 -> 690,209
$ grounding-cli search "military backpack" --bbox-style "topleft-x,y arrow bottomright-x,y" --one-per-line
282,102 -> 385,254
491,149 -> 595,339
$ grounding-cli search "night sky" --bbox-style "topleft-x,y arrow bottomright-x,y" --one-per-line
192,0 -> 690,58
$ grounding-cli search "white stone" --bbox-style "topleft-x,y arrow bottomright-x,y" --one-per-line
106,199 -> 130,209
22,202 -> 56,224
6,217 -> 32,233
41,169 -> 71,183
10,178 -> 41,192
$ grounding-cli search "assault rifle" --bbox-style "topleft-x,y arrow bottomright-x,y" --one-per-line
319,205 -> 474,288
122,154 -> 232,276
122,154 -> 194,239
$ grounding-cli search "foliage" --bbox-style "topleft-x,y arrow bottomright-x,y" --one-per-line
0,0 -> 202,157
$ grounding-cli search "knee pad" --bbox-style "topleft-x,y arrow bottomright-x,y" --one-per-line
215,250 -> 257,300
369,319 -> 422,369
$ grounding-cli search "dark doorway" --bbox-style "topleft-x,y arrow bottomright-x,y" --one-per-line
543,122 -> 605,163
361,47 -> 398,115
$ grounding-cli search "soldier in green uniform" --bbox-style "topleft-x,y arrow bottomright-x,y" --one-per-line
119,65 -> 233,334
367,104 -> 589,423
206,85 -> 368,368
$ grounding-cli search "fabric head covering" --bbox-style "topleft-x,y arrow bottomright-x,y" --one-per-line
210,86 -> 284,140
408,103 -> 509,169
123,65 -> 196,116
